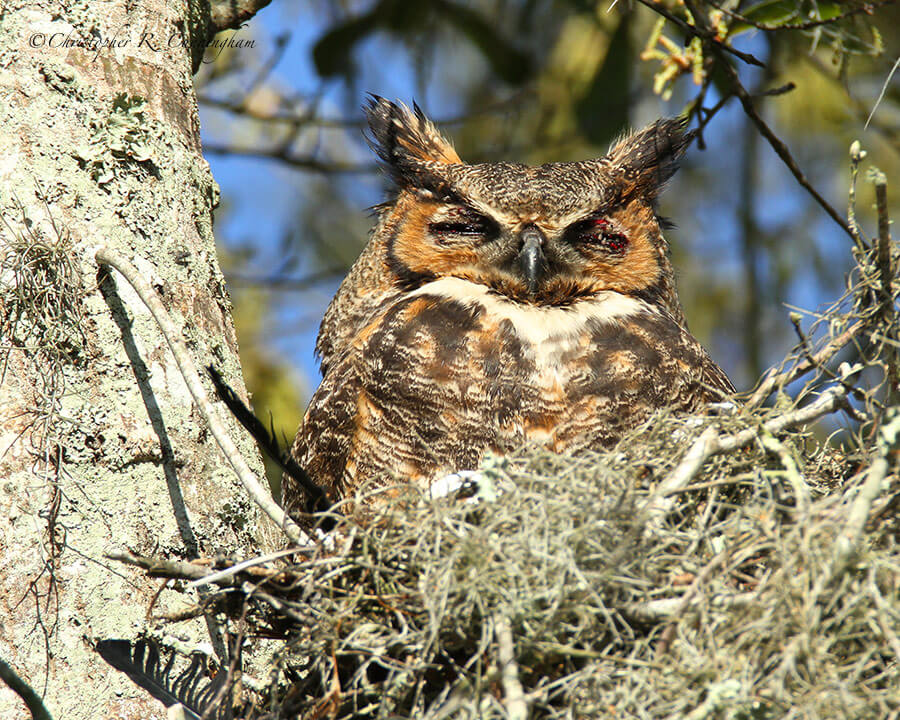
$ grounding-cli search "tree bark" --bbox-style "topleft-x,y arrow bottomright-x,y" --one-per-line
0,1 -> 273,717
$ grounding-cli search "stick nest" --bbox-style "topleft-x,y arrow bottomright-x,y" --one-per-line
144,398 -> 896,719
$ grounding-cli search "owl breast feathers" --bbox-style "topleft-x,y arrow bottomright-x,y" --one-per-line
286,97 -> 734,514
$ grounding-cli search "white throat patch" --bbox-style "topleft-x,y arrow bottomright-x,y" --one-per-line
408,276 -> 651,350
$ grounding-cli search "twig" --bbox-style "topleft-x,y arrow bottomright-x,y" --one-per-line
644,383 -> 850,527
848,141 -> 867,248
652,426 -> 719,503
186,547 -> 303,589
202,144 -> 377,174
494,615 -> 529,720
745,319 -> 864,408
633,0 -> 765,67
805,56 -> 900,154
198,89 -> 531,130
0,657 -> 53,720
225,266 -> 346,290
866,54 -> 900,130
209,0 -> 273,33
829,455 -> 888,578
788,313 -> 869,409
624,591 -> 756,623
95,247 -> 308,546
106,551 -> 218,583
869,569 -> 900,665
874,170 -> 892,306
872,169 -> 899,404
711,0 -> 896,32
732,66 -> 854,239
759,432 -> 811,515
691,90 -> 733,150
199,611 -> 247,720
774,410 -> 900,688
682,0 -> 854,239
655,550 -> 727,656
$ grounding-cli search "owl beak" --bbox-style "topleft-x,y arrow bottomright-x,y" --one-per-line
518,226 -> 546,294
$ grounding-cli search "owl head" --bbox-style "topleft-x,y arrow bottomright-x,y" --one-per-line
366,97 -> 693,319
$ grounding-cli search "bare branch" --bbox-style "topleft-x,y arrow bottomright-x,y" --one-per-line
202,143 -> 377,174
624,591 -> 756,623
874,171 -> 899,403
0,657 -> 53,720
645,382 -> 851,527
209,0 -> 273,33
106,551 -> 217,583
95,247 -> 309,546
494,615 -> 529,720
225,267 -> 346,291
710,0 -> 897,32
679,0 -> 855,238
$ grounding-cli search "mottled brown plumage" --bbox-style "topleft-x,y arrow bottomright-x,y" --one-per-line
287,97 -> 734,515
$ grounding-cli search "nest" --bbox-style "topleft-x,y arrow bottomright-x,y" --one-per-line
118,395 -> 897,720
231,408 -> 894,719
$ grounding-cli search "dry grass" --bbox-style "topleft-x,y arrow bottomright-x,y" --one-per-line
224,406 -> 894,720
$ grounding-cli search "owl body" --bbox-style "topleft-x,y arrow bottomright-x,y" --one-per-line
286,99 -> 733,514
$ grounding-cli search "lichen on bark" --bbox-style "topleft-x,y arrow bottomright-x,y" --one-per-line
0,0 -> 275,717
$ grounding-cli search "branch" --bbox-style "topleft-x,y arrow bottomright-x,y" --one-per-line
682,0 -> 855,239
185,547 -> 305,589
829,455 -> 888,578
225,267 -> 346,291
644,382 -> 851,527
209,0 -> 273,33
95,247 -> 309,546
494,616 -> 528,720
198,88 -> 532,129
202,144 -> 377,174
804,56 -> 900,154
872,169 -> 899,404
633,0 -> 765,67
0,657 -> 53,720
710,0 -> 897,32
106,551 -> 218,583
623,591 -> 756,623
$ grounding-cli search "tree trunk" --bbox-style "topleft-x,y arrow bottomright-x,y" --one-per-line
0,1 -> 273,717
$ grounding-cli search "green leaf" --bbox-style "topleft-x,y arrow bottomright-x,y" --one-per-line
728,0 -> 845,36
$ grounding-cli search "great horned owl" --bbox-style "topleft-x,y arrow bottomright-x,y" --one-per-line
286,97 -> 733,514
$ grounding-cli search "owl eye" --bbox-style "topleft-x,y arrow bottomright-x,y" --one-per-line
569,218 -> 629,255
428,207 -> 497,241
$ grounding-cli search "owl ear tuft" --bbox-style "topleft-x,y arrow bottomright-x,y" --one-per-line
365,96 -> 461,190
605,118 -> 694,200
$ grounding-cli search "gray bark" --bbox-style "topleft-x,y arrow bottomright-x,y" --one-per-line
0,1 -> 274,717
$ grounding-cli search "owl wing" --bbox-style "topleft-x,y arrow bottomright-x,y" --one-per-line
697,346 -> 736,399
290,292 -> 491,512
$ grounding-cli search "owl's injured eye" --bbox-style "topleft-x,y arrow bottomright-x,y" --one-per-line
567,218 -> 629,255
428,207 -> 498,242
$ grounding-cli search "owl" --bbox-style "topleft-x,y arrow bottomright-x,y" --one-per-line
285,97 -> 734,515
